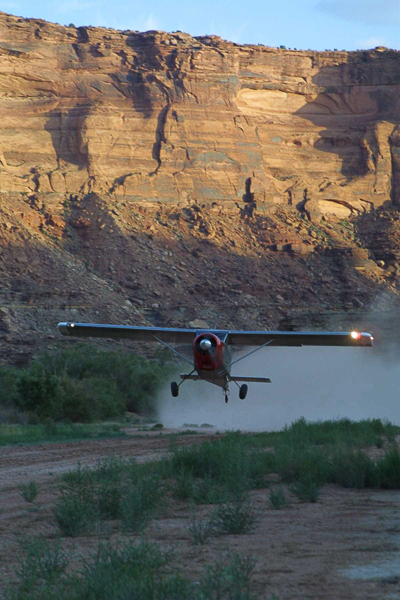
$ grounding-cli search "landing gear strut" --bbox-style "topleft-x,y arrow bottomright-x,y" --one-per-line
239,384 -> 248,400
171,381 -> 179,397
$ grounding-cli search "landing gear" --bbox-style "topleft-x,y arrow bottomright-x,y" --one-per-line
239,384 -> 248,400
171,381 -> 179,397
224,392 -> 229,404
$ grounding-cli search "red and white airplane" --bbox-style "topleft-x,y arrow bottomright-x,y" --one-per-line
58,322 -> 373,403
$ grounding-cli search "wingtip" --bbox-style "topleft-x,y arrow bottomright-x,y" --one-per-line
57,322 -> 71,336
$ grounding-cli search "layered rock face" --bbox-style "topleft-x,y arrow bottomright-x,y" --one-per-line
1,12 -> 400,365
1,12 -> 400,215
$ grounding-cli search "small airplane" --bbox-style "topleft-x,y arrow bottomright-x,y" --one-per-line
58,322 -> 373,403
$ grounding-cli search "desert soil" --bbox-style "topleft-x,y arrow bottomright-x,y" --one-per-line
1,428 -> 400,599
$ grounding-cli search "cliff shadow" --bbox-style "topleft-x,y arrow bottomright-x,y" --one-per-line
293,60 -> 400,182
44,105 -> 93,169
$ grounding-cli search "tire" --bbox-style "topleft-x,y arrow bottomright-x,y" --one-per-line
171,381 -> 179,397
239,384 -> 248,400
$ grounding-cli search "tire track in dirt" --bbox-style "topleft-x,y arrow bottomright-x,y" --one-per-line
0,429 -> 211,488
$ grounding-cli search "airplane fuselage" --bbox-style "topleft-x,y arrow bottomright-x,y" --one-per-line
192,331 -> 232,391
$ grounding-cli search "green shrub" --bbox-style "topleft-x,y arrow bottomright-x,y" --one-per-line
9,536 -> 256,600
19,481 -> 39,503
58,376 -> 124,422
269,486 -> 290,509
330,449 -> 378,489
56,457 -> 151,534
54,492 -> 99,537
275,443 -> 329,485
170,432 -> 274,499
377,447 -> 400,488
188,513 -> 215,545
4,343 -> 172,424
172,467 -> 195,500
60,539 -> 176,599
16,371 -> 60,420
0,365 -> 20,407
119,474 -> 163,532
15,536 -> 69,587
198,551 -> 256,600
35,343 -> 172,417
290,477 -> 320,503
211,500 -> 257,534
280,417 -> 396,449
192,476 -> 230,505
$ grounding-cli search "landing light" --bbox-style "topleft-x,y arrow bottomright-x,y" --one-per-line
350,331 -> 361,340
70,323 -> 75,328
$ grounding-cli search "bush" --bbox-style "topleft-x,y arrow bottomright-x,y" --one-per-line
56,458 -> 163,536
15,536 -> 69,588
188,513 -> 215,545
170,432 -> 274,501
269,486 -> 290,509
199,551 -> 256,600
172,467 -> 195,500
9,535 -> 257,600
0,365 -> 20,408
280,417 -> 394,449
19,481 -> 39,503
330,449 -> 378,489
9,343 -> 173,423
275,443 -> 329,485
119,474 -> 163,532
377,447 -> 400,488
54,493 -> 99,537
35,343 -> 172,417
16,371 -> 60,420
211,500 -> 257,534
290,477 -> 320,503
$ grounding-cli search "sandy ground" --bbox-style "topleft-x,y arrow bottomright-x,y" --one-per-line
1,428 -> 400,599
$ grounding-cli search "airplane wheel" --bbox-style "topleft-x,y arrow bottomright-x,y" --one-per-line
239,384 -> 248,400
171,382 -> 179,397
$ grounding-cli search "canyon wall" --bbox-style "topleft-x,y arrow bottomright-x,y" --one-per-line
1,12 -> 400,365
1,12 -> 400,217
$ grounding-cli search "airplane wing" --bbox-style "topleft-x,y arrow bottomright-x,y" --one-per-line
57,322 -> 197,344
58,322 -> 373,347
228,330 -> 373,347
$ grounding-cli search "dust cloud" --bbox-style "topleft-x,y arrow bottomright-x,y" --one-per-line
157,344 -> 400,431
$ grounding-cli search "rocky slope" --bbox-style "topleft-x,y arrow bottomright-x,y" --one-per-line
1,11 -> 400,364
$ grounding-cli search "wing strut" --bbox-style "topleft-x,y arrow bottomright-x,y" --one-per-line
152,335 -> 194,367
220,338 -> 276,375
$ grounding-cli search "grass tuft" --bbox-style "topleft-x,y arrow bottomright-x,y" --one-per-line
54,493 -> 99,537
268,486 -> 290,509
290,477 -> 321,503
199,551 -> 256,600
119,474 -> 163,532
19,481 -> 39,503
188,513 -> 215,545
15,536 -> 69,587
211,499 -> 257,535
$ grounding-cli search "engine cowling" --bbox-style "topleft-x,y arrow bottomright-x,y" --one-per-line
193,332 -> 224,371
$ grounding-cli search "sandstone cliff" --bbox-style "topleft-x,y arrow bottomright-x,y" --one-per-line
1,12 -> 400,364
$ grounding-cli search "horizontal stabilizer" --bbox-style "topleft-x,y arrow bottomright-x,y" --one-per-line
230,376 -> 271,383
180,373 -> 199,381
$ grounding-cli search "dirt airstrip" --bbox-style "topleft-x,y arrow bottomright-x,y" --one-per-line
1,428 -> 400,599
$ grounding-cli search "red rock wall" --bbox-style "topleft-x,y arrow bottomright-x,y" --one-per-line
1,12 -> 400,218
